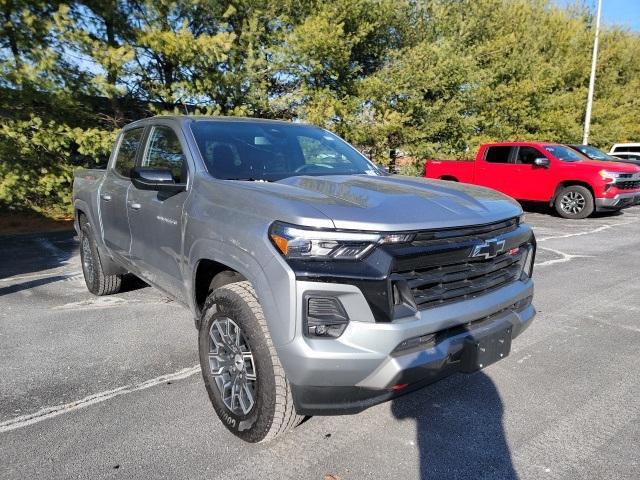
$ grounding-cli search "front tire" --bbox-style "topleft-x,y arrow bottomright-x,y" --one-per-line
554,185 -> 594,219
79,217 -> 122,295
198,281 -> 302,442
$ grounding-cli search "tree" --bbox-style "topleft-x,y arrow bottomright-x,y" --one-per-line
1,0 -> 639,217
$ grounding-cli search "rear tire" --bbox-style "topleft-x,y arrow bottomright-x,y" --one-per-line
79,216 -> 122,295
554,185 -> 594,219
198,281 -> 302,443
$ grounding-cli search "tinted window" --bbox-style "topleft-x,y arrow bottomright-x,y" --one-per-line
612,146 -> 636,153
544,145 -> 584,162
484,146 -> 513,164
114,128 -> 144,177
142,126 -> 185,182
190,121 -> 377,181
516,146 -> 543,165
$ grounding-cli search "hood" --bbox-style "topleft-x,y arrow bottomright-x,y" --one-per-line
241,174 -> 522,231
572,159 -> 640,172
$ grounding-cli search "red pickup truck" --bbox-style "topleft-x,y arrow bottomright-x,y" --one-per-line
424,142 -> 640,219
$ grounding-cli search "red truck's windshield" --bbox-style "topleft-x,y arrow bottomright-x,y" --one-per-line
544,145 -> 584,162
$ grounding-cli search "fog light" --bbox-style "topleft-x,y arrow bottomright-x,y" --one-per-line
304,295 -> 349,338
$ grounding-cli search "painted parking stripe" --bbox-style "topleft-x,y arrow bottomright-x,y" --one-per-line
0,365 -> 201,434
537,218 -> 638,242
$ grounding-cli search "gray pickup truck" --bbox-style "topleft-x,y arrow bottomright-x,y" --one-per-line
73,116 -> 536,442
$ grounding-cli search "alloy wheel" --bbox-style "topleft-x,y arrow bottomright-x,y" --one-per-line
560,191 -> 586,215
81,235 -> 95,285
208,317 -> 257,415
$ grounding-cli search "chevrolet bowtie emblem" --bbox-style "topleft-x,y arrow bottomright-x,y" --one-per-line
471,239 -> 506,259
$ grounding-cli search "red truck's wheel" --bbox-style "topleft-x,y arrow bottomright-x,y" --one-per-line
554,185 -> 594,219
198,281 -> 303,442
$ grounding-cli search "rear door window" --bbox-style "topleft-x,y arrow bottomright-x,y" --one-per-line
484,146 -> 514,163
113,128 -> 144,178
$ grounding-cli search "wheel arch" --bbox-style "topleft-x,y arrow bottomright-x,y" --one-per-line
193,259 -> 246,316
188,240 -> 295,346
550,180 -> 595,206
73,199 -> 95,234
439,175 -> 459,182
74,200 -> 126,276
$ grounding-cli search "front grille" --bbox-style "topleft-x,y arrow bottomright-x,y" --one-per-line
398,249 -> 524,309
386,218 -> 531,311
615,180 -> 640,190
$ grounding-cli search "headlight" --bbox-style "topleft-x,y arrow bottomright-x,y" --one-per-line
598,170 -> 625,183
269,221 -> 414,260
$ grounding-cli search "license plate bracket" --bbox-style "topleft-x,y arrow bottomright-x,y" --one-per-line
460,326 -> 512,373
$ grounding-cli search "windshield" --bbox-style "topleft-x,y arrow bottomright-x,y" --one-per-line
573,145 -> 616,161
544,145 -> 585,162
190,120 -> 380,181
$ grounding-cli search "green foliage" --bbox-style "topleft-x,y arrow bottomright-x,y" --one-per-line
1,0 -> 640,216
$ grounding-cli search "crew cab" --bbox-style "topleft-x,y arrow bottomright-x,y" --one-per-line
425,142 -> 640,219
74,116 -> 536,442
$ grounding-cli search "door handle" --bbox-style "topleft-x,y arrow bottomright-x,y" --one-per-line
101,193 -> 112,202
128,202 -> 142,211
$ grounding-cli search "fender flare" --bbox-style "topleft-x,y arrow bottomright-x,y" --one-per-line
187,238 -> 296,347
73,198 -> 126,276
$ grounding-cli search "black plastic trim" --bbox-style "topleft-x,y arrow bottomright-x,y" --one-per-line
289,222 -> 535,322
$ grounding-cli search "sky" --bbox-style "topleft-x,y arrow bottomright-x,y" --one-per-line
555,0 -> 640,31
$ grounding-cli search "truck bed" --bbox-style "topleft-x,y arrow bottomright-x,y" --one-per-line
424,159 -> 475,183
72,169 -> 106,229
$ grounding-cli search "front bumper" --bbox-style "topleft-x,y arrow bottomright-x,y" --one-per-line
596,191 -> 640,210
282,279 -> 535,415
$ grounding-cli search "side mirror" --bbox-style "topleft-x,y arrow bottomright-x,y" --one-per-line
131,167 -> 185,192
534,157 -> 550,168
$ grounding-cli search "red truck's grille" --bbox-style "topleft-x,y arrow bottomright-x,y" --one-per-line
615,180 -> 640,190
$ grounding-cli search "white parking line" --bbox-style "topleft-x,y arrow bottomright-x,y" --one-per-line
536,247 -> 592,267
37,238 -> 72,263
537,219 -> 638,242
0,365 -> 201,434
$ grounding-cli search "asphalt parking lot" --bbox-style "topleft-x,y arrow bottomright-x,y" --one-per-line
1,206 -> 639,480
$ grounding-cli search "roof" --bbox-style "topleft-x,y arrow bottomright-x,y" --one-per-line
123,115 -> 304,130
481,141 -> 562,147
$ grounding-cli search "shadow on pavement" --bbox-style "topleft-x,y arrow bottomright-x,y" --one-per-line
518,200 -> 625,219
391,372 -> 516,480
0,231 -> 78,280
0,275 -> 75,296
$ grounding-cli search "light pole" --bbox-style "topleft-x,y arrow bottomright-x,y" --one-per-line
583,0 -> 603,145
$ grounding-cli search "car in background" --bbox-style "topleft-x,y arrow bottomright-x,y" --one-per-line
609,143 -> 640,163
424,142 -> 640,219
567,145 -> 640,165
